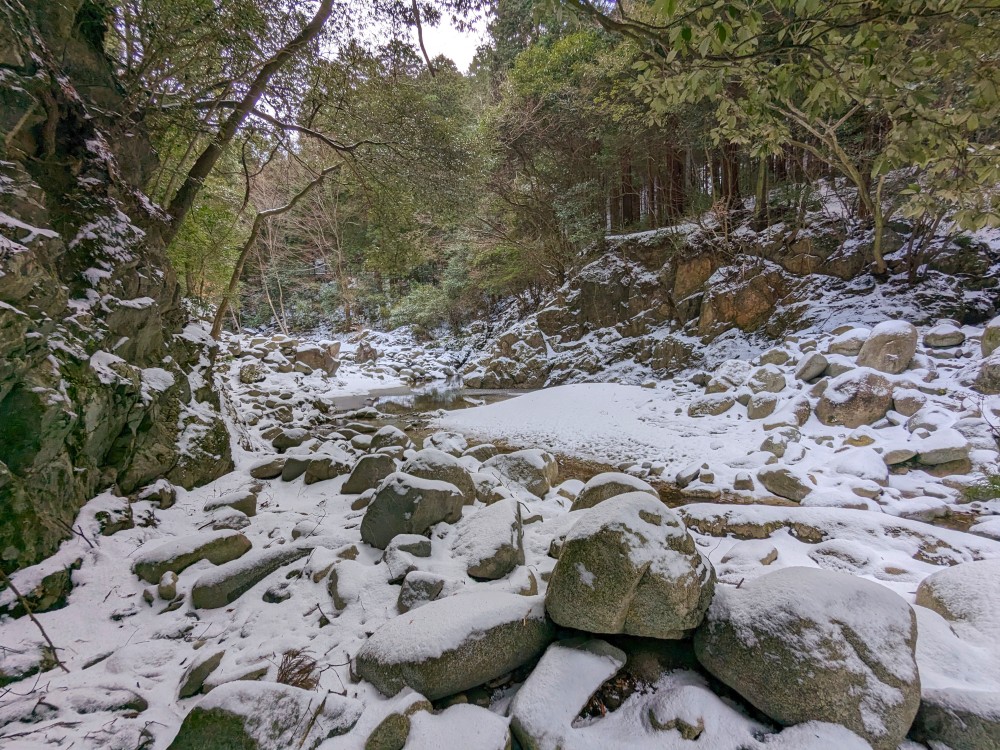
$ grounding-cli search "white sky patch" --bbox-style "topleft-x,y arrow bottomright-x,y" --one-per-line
418,14 -> 486,73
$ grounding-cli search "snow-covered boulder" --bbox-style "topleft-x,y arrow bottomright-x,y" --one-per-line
360,472 -> 465,549
915,558 -> 1000,637
238,363 -> 266,384
452,497 -> 524,580
973,352 -> 1000,395
510,638 -> 626,750
795,352 -> 830,381
132,530 -> 251,584
757,465 -> 812,502
203,489 -> 257,516
166,681 -> 361,750
401,448 -> 476,504
190,543 -> 312,609
423,430 -> 468,456
406,703 -> 511,749
910,602 -> 1000,750
342,453 -> 397,494
856,320 -> 918,374
484,449 -> 559,497
747,365 -> 786,393
397,570 -> 446,612
569,471 -> 658,512
815,368 -> 893,428
687,393 -> 736,417
545,493 -> 715,639
982,316 -> 1000,357
369,425 -> 412,451
827,327 -> 870,356
923,323 -> 965,348
354,591 -> 554,700
694,567 -> 920,750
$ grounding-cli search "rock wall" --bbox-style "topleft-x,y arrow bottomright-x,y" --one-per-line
0,0 -> 231,570
464,221 -> 1000,388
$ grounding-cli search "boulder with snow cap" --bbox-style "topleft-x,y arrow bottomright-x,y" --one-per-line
190,543 -> 312,609
545,492 -> 715,639
982,316 -> 1000,357
423,431 -> 468,456
827,327 -> 870,357
452,497 -> 524,580
924,323 -> 965,349
816,368 -> 893,428
401,448 -> 476,504
483,449 -> 558,497
694,566 -> 920,750
747,365 -> 786,393
133,530 -> 251,584
510,638 -> 626,750
915,558 -> 1000,635
354,591 -> 555,700
342,453 -> 396,494
705,359 -> 752,393
360,472 -> 464,549
756,465 -> 812,502
203,489 -> 257,517
687,393 -> 736,417
973,352 -> 1000,395
795,352 -> 828,381
303,453 -> 352,485
166,681 -> 361,750
369,425 -> 412,451
570,471 -> 658,511
856,320 -> 918,374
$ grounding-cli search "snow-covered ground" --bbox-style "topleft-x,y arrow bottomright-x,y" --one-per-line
2,319 -> 1000,749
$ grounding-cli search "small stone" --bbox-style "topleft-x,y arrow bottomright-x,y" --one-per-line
795,352 -> 828,381
757,465 -> 811,502
733,473 -> 754,491
249,456 -> 285,479
178,650 -> 224,699
397,571 -> 446,613
158,571 -> 178,600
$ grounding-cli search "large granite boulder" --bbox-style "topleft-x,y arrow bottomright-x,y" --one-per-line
816,368 -> 893,428
856,321 -> 918,374
342,454 -> 397,494
167,682 -> 361,749
484,449 -> 558,497
360,473 -> 464,549
354,591 -> 554,700
569,472 -> 658,512
694,567 -> 920,750
545,492 -> 715,639
451,498 -> 524,580
401,448 -> 476,504
133,531 -> 251,584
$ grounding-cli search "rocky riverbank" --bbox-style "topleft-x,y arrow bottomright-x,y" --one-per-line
2,323 -> 1000,749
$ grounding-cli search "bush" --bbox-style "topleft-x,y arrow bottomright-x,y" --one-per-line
387,283 -> 449,331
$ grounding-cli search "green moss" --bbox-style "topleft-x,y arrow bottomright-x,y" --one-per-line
166,707 -> 258,750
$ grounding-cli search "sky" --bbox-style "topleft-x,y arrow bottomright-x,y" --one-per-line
418,14 -> 487,73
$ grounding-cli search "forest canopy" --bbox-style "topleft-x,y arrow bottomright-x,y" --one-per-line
100,0 -> 1000,334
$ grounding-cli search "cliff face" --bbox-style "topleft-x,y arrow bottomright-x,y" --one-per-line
0,0 -> 231,570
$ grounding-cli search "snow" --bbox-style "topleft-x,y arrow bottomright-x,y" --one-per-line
510,639 -> 626,749
439,383 -> 762,474
8,316 -> 1000,748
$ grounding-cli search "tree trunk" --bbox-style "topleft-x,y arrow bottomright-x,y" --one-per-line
160,0 -> 334,247
210,164 -> 340,338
